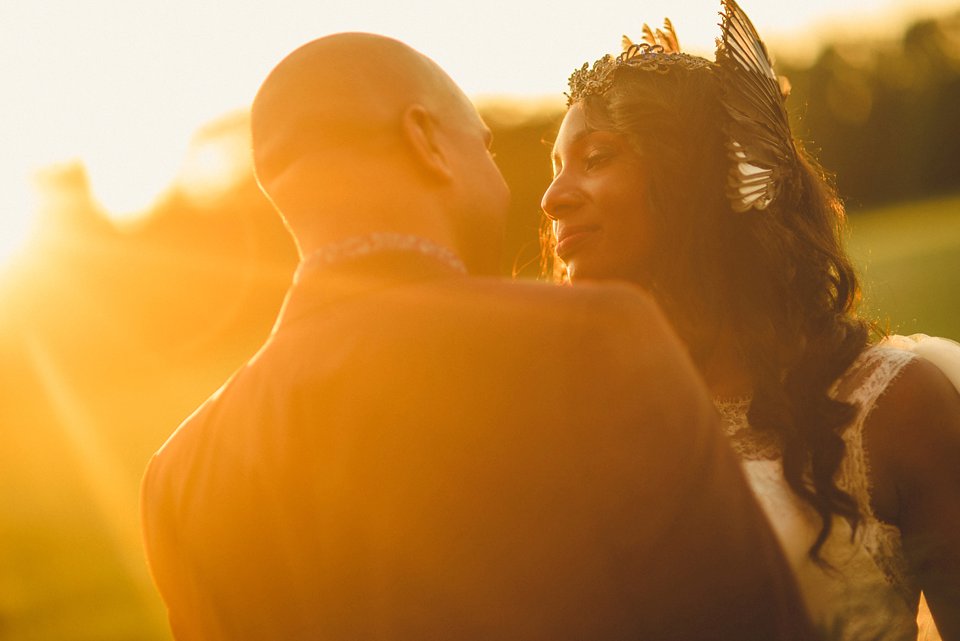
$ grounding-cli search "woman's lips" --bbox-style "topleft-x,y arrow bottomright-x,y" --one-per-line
556,225 -> 600,260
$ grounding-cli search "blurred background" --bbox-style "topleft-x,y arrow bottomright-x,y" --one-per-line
2,0 -> 959,638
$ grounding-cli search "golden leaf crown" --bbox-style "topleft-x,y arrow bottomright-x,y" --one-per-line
565,20 -> 714,106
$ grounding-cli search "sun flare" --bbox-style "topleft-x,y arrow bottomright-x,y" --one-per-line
0,176 -> 38,271
84,141 -> 188,224
176,132 -> 251,206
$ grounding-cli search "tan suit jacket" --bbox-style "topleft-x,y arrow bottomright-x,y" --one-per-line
142,252 -> 815,640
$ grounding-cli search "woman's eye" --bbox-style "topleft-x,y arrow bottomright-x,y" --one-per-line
584,149 -> 614,170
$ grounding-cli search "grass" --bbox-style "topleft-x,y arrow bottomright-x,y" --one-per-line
848,193 -> 960,341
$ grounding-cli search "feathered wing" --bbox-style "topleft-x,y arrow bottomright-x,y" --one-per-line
716,0 -> 796,212
660,18 -> 681,53
639,19 -> 681,54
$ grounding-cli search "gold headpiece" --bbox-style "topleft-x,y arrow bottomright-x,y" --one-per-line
565,19 -> 714,106
564,0 -> 798,214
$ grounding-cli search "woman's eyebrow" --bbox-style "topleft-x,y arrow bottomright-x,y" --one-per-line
550,129 -> 593,166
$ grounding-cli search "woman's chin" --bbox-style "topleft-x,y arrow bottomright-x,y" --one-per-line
566,260 -> 612,283
566,258 -> 648,285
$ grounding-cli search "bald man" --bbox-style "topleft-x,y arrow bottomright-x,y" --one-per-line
141,34 -> 816,641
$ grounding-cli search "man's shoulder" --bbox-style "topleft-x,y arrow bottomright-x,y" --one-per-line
456,277 -> 664,328
477,278 -> 677,352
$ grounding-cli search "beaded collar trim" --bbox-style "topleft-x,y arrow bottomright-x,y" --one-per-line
297,232 -> 467,280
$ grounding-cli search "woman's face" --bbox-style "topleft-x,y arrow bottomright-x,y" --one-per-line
541,103 -> 654,283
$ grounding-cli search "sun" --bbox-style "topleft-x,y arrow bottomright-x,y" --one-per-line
176,119 -> 252,206
0,177 -> 38,272
84,141 -> 186,224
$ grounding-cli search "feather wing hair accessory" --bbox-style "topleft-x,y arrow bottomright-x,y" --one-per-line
621,19 -> 681,53
640,18 -> 681,53
716,0 -> 798,212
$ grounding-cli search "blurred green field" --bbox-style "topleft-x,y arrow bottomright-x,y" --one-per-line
849,193 -> 960,341
0,192 -> 957,641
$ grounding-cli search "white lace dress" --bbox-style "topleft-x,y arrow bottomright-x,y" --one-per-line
716,336 -> 960,641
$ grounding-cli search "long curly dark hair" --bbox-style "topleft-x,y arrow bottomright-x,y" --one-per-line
544,62 -> 871,561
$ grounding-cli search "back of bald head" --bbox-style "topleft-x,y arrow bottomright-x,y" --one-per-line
251,33 -> 465,190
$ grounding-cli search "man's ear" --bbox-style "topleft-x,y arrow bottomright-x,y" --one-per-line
401,104 -> 453,181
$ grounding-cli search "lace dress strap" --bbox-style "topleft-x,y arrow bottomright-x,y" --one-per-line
833,345 -> 920,606
833,346 -> 918,514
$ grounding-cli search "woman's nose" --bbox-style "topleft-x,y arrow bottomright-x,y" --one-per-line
541,173 -> 582,220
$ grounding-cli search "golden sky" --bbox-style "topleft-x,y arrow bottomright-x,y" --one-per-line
1,0 -> 957,252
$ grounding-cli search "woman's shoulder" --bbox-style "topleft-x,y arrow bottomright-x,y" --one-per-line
836,334 -> 960,409
855,334 -> 960,464
867,352 -> 960,434
859,338 -> 960,526
878,334 -> 960,392
832,341 -> 917,411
